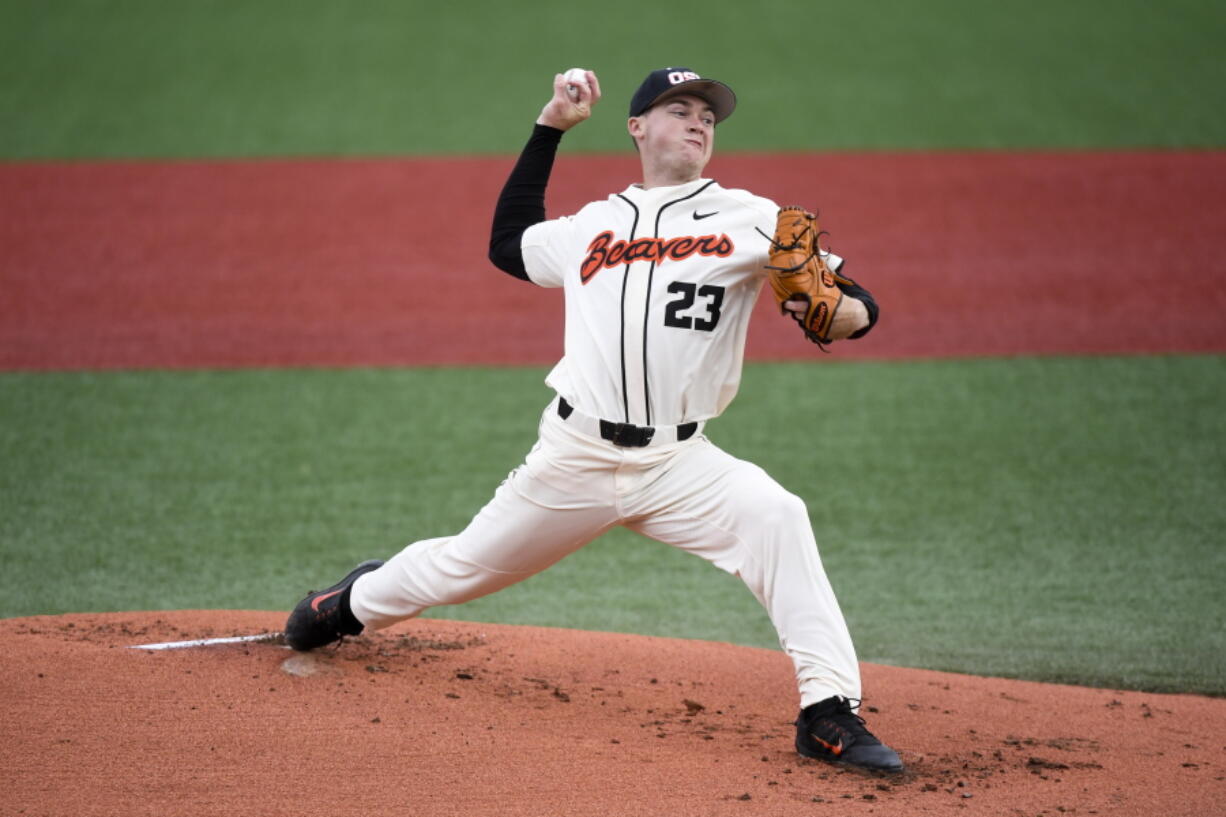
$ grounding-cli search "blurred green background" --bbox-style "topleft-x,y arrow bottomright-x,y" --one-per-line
2,0 -> 1224,696
2,0 -> 1224,158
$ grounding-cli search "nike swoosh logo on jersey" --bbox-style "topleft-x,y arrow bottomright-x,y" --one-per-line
692,210 -> 719,220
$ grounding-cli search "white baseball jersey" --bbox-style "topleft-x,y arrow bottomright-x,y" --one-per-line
350,172 -> 864,714
521,178 -> 842,427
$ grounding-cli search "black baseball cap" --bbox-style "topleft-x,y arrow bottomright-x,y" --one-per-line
628,68 -> 737,124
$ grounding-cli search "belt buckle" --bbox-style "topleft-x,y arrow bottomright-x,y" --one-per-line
605,421 -> 655,447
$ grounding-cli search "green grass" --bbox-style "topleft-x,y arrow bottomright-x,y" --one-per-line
2,357 -> 1223,695
2,0 -> 1224,159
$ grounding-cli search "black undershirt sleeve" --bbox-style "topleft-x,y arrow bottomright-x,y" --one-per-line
488,124 -> 564,281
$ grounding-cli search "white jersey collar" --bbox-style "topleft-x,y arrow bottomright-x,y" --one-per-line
619,178 -> 715,207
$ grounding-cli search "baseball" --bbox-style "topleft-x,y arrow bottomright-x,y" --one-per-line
564,68 -> 590,101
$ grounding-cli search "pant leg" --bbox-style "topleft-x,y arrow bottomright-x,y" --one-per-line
350,414 -> 622,630
624,438 -> 862,708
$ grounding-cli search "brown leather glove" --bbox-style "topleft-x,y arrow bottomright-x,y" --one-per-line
764,206 -> 855,347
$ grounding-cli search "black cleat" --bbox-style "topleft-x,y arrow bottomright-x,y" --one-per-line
285,560 -> 384,651
795,696 -> 904,773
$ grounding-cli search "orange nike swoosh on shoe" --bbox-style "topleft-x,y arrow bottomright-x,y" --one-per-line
310,588 -> 344,612
809,734 -> 844,756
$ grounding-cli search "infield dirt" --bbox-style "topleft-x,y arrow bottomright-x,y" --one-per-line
3,612 -> 1222,816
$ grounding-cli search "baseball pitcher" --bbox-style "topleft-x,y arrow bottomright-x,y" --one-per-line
286,67 -> 901,773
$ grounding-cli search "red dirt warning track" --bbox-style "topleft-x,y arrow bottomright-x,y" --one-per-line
3,151 -> 1224,369
4,154 -> 1225,815
3,612 -> 1223,817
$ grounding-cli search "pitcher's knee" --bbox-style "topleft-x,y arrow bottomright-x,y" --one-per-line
748,486 -> 810,532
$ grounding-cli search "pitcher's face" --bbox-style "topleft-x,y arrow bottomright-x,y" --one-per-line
629,94 -> 716,181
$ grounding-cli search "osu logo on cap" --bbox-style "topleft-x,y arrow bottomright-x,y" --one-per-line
667,70 -> 700,85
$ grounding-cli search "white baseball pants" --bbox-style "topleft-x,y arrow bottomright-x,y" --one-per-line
349,398 -> 861,708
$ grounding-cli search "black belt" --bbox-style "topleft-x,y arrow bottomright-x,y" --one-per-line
557,397 -> 698,448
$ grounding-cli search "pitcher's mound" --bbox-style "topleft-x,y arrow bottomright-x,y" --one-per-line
3,611 -> 1221,816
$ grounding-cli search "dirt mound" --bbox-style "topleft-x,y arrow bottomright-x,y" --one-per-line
2,612 -> 1221,816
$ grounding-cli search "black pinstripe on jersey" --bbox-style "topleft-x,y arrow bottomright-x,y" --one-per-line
613,193 -> 640,423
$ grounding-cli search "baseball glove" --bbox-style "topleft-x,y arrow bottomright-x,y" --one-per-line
762,206 -> 855,348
